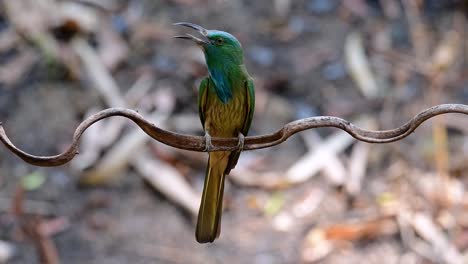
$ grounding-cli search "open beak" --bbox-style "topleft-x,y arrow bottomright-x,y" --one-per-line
173,22 -> 210,45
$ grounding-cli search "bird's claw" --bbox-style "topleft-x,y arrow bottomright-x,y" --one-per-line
237,132 -> 245,152
204,132 -> 214,152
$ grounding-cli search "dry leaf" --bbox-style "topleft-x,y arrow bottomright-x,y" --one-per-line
302,216 -> 397,262
345,31 -> 382,98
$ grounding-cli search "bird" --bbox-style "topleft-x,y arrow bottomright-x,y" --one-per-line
174,22 -> 255,243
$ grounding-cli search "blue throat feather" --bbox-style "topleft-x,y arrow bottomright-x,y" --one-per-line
208,67 -> 233,104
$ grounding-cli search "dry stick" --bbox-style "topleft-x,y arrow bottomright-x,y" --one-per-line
0,104 -> 467,167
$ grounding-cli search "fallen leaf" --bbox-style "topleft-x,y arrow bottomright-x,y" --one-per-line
21,171 -> 46,191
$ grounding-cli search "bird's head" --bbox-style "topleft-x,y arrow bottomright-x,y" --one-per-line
174,22 -> 244,65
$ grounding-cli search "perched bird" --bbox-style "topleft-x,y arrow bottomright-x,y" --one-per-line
174,22 -> 255,243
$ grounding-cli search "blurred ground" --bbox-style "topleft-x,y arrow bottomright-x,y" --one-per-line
0,0 -> 467,263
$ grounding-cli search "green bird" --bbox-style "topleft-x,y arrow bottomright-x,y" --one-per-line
175,22 -> 255,243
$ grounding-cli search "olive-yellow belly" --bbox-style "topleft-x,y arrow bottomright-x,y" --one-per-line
204,89 -> 247,138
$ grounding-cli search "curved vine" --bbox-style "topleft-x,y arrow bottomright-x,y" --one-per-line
0,104 -> 466,167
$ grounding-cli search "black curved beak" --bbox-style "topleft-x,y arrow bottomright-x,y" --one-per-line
173,22 -> 210,45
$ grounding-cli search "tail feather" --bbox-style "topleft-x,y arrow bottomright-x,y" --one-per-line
196,152 -> 229,243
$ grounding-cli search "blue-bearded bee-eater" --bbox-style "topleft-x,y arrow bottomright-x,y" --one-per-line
175,22 -> 255,243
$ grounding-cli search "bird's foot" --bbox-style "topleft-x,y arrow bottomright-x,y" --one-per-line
204,132 -> 214,152
236,132 -> 245,152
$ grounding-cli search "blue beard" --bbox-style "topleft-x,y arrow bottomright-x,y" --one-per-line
208,67 -> 233,104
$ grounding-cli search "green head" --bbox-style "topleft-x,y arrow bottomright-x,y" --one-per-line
174,22 -> 246,103
174,22 -> 244,65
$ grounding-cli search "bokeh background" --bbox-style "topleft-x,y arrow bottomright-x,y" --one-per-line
0,0 -> 468,263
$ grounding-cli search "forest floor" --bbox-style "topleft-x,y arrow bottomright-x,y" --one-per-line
0,0 -> 467,263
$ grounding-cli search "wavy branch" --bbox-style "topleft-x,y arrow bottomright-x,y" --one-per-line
0,104 -> 467,167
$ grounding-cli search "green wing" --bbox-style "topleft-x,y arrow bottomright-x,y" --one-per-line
225,78 -> 255,174
198,77 -> 210,129
242,78 -> 255,136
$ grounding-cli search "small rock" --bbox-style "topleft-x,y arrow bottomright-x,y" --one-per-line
308,0 -> 339,14
152,54 -> 177,73
50,171 -> 70,188
87,212 -> 113,230
264,75 -> 289,93
255,253 -> 277,264
0,240 -> 15,263
0,15 -> 8,32
459,83 -> 468,100
288,16 -> 305,34
294,102 -> 319,119
322,61 -> 347,81
111,15 -> 130,35
57,2 -> 99,34
248,46 -> 275,67
391,20 -> 411,49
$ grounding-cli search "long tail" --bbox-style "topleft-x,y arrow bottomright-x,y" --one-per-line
196,151 -> 230,243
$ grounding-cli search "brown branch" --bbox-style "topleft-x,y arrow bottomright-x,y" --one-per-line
0,104 -> 467,167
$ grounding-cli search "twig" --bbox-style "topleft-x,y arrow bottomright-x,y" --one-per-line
0,104 -> 467,167
0,197 -> 53,215
133,152 -> 200,215
299,130 -> 349,186
286,127 -> 356,185
410,212 -> 463,264
346,142 -> 370,196
0,240 -> 15,263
